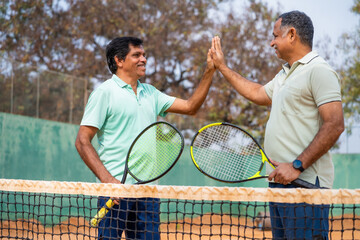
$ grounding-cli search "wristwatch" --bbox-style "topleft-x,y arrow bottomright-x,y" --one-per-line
292,159 -> 305,172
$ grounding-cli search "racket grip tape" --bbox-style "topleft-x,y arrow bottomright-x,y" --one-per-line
90,199 -> 115,227
291,178 -> 328,189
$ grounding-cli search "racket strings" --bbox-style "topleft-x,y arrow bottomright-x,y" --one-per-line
192,125 -> 263,182
128,123 -> 183,182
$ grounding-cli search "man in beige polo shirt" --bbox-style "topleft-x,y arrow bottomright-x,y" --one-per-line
210,11 -> 344,239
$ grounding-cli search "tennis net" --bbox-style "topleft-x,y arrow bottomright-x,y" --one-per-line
1,179 -> 359,239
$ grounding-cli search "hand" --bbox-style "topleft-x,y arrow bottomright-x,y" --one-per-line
268,162 -> 301,185
101,176 -> 122,204
206,48 -> 215,70
210,36 -> 226,69
112,197 -> 121,205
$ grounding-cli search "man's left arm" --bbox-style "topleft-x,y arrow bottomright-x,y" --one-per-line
268,101 -> 344,185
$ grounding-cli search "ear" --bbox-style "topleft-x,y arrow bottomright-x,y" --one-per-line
114,56 -> 123,68
288,28 -> 296,42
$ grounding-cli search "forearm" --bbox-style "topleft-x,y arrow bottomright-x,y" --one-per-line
297,121 -> 344,169
75,139 -> 116,183
186,66 -> 215,114
218,64 -> 271,106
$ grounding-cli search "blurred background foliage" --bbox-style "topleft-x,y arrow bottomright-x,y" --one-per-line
0,0 -> 359,141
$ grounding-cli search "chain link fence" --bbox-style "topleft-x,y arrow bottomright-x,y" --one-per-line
0,57 -> 89,124
0,57 -> 208,133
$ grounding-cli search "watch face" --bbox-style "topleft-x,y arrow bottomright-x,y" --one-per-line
293,160 -> 302,168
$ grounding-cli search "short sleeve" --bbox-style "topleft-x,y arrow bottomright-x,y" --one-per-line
155,89 -> 176,117
264,79 -> 274,100
310,65 -> 341,107
80,88 -> 109,129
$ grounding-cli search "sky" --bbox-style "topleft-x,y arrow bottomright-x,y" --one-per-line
227,0 -> 360,49
265,0 -> 359,45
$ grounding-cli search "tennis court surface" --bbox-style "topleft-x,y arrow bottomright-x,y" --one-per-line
1,179 -> 359,239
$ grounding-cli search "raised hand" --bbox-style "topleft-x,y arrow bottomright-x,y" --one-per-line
211,36 -> 226,69
207,48 -> 215,70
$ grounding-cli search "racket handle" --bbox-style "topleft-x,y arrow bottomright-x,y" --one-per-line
291,178 -> 328,189
90,199 -> 115,227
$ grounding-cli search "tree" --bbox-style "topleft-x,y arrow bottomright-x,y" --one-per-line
0,0 -> 282,138
338,0 -> 360,124
1,0 -> 225,122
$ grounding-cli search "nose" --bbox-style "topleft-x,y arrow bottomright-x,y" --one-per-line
140,55 -> 147,62
270,39 -> 275,48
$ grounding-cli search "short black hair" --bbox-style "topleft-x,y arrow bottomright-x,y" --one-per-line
277,11 -> 314,49
106,37 -> 143,74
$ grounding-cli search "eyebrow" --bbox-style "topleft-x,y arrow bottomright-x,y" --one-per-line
132,50 -> 146,56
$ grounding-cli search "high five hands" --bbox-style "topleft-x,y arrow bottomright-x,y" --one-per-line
210,36 -> 226,70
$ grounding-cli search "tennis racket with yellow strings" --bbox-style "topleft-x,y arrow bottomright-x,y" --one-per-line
190,122 -> 323,189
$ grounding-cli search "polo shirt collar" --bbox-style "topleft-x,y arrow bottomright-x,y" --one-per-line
111,74 -> 143,93
297,51 -> 319,64
282,51 -> 319,73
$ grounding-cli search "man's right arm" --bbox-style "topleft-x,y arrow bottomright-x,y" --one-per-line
75,125 -> 120,184
211,36 -> 271,106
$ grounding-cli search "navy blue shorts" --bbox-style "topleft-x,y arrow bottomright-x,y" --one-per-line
97,197 -> 160,240
269,178 -> 329,240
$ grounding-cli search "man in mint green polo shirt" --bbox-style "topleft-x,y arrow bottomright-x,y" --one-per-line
209,11 -> 344,240
75,36 -> 215,240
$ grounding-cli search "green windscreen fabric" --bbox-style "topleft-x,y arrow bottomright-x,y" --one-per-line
1,112 -> 359,189
0,112 -> 95,182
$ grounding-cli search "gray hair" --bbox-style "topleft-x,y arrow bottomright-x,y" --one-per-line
277,11 -> 314,49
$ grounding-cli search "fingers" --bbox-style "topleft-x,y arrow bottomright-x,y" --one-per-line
268,170 -> 276,181
206,49 -> 215,70
211,37 -> 215,51
210,39 -> 216,62
269,158 -> 279,167
268,170 -> 289,185
268,163 -> 301,185
210,35 -> 225,69
211,36 -> 221,52
112,197 -> 121,205
214,36 -> 222,52
207,49 -> 213,62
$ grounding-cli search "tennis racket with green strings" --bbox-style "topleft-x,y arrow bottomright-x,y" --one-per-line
90,121 -> 184,227
190,122 -> 323,189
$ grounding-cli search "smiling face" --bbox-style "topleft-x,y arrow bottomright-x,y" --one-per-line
270,18 -> 291,61
117,44 -> 147,80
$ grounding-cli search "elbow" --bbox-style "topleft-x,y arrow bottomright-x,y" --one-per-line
75,136 -> 81,152
74,126 -> 97,154
187,108 -> 198,116
338,121 -> 345,136
253,95 -> 272,106
75,134 -> 86,153
183,102 -> 199,115
332,119 -> 345,139
338,116 -> 345,134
